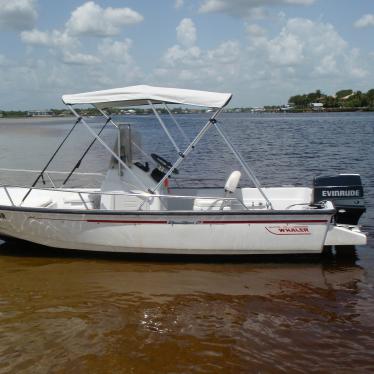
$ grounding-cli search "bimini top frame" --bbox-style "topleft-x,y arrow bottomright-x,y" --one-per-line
28,84 -> 272,209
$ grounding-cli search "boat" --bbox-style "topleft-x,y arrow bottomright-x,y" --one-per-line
0,85 -> 367,254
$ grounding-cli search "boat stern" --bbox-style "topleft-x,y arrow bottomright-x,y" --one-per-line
324,224 -> 367,246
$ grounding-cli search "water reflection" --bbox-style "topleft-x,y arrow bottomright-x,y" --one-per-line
1,240 -> 373,373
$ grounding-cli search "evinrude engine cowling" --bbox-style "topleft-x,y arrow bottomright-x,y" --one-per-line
313,174 -> 365,225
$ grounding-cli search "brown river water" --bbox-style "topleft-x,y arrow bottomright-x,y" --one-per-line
0,113 -> 373,373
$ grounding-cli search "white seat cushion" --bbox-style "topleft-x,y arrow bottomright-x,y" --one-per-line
22,197 -> 53,208
193,198 -> 231,211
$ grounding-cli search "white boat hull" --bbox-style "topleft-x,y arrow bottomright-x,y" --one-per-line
0,207 -> 335,254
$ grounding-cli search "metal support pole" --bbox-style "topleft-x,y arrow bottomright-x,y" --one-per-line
148,101 -> 181,155
62,116 -> 111,186
163,103 -> 190,144
45,172 -> 56,188
67,105 -> 149,191
78,192 -> 89,210
4,187 -> 15,206
149,108 -> 223,193
96,108 -> 122,176
21,116 -> 81,204
214,121 -> 273,209
131,140 -> 154,164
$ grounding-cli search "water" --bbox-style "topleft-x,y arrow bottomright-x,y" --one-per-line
0,112 -> 373,373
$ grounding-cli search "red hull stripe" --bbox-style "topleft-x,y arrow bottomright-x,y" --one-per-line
86,219 -> 328,224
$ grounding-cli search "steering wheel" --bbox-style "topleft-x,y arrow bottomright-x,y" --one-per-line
151,153 -> 179,174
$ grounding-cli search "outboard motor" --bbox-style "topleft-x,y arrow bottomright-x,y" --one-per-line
313,174 -> 365,225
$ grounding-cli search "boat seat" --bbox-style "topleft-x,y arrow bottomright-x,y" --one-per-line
63,194 -> 100,209
193,198 -> 231,211
194,171 -> 242,211
22,197 -> 54,208
100,190 -> 165,211
221,170 -> 241,210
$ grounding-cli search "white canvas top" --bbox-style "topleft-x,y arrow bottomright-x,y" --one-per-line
62,85 -> 232,108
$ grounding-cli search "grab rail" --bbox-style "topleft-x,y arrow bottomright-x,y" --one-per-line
0,183 -> 250,211
0,168 -> 104,177
0,168 -> 104,192
3,186 -> 15,206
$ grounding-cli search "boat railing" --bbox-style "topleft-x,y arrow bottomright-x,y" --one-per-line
0,183 -> 250,211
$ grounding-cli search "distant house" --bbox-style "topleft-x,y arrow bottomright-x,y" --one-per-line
120,109 -> 137,115
281,104 -> 294,111
310,102 -> 324,111
251,107 -> 265,112
27,110 -> 53,117
341,93 -> 354,101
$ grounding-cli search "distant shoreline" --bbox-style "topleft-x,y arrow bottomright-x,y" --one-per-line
0,116 -> 76,124
0,109 -> 373,122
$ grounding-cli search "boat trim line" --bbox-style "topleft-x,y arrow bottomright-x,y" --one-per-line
0,204 -> 336,216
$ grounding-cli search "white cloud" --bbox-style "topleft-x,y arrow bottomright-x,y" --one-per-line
66,1 -> 144,37
163,45 -> 202,67
21,29 -> 49,45
248,18 -> 350,74
246,24 -> 266,37
344,48 -> 367,79
0,2 -> 145,109
19,1 -> 144,72
94,38 -> 143,86
199,0 -> 225,13
1,1 -> 373,110
242,17 -> 370,104
152,15 -> 371,106
314,54 -> 337,75
176,18 -> 197,47
175,0 -> 184,9
98,39 -> 133,62
162,18 -> 200,67
62,51 -> 100,65
207,40 -> 240,64
14,2 -> 144,100
199,0 -> 315,18
21,29 -> 77,49
159,35 -> 240,87
0,36 -> 144,109
0,0 -> 37,31
354,14 -> 374,28
18,2 -> 144,75
269,33 -> 304,66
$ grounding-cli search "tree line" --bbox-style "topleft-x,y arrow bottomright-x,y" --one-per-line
0,106 -> 208,118
289,89 -> 374,109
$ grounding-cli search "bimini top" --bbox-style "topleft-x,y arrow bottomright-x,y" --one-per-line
62,85 -> 232,109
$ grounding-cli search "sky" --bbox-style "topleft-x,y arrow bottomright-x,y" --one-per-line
0,0 -> 373,109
